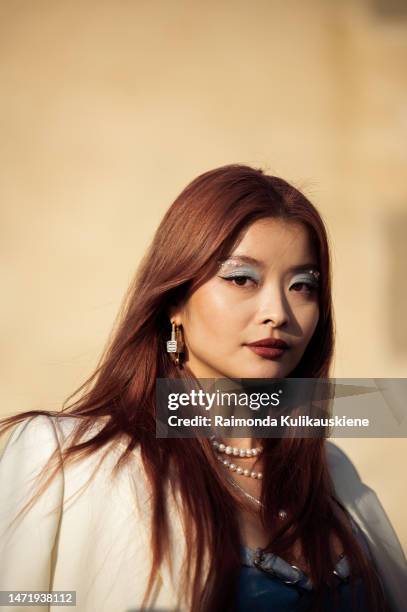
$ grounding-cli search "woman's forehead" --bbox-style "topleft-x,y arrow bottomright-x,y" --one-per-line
229,219 -> 316,265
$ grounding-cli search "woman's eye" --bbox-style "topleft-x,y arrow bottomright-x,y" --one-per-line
290,282 -> 317,294
222,275 -> 258,288
219,272 -> 319,292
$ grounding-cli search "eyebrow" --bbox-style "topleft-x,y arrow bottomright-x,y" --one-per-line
223,254 -> 320,273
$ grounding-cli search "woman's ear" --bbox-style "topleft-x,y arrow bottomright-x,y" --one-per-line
167,304 -> 183,325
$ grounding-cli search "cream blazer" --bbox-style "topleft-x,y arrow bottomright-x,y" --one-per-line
0,415 -> 406,612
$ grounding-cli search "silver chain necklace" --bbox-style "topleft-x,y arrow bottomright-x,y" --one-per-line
226,474 -> 263,506
225,474 -> 288,520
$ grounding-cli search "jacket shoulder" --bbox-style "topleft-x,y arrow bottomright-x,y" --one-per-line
325,440 -> 407,612
0,414 -> 66,592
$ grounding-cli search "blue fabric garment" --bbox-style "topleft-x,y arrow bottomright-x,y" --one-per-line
236,521 -> 371,612
237,549 -> 368,612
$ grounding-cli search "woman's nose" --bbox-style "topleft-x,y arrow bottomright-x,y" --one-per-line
258,289 -> 289,328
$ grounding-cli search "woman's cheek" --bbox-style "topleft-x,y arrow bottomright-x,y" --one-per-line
298,303 -> 319,337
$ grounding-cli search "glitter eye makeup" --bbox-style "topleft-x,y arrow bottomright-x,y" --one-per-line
216,258 -> 321,292
290,270 -> 320,289
306,269 -> 321,283
217,260 -> 262,285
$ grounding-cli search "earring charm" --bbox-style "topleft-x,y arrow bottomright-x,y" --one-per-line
166,320 -> 184,366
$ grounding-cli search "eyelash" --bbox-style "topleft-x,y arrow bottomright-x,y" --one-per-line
221,275 -> 319,294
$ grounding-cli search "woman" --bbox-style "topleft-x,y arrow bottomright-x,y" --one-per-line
0,164 -> 405,612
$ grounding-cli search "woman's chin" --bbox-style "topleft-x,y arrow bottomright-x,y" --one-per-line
233,365 -> 289,379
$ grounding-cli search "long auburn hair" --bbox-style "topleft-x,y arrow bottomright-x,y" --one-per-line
1,164 -> 389,611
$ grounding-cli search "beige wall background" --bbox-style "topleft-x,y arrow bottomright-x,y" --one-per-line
1,0 -> 406,551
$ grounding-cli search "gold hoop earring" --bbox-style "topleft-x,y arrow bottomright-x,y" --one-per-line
166,320 -> 185,366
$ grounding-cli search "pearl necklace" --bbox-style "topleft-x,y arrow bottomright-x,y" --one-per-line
211,435 -> 263,479
216,454 -> 263,479
210,435 -> 263,458
211,437 -> 288,518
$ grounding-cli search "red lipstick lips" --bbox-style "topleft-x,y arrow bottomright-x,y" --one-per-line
245,337 -> 289,359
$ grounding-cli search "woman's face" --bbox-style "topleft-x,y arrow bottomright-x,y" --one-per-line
172,218 -> 320,379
